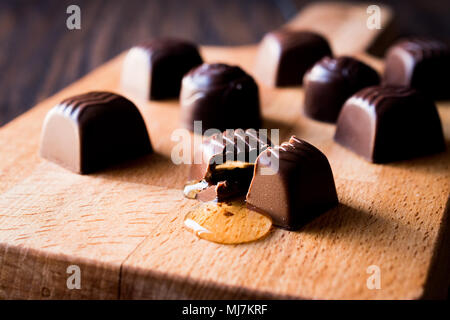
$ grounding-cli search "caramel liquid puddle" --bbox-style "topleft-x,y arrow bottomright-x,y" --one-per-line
184,199 -> 272,244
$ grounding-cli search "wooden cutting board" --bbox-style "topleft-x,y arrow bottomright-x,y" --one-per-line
0,3 -> 449,300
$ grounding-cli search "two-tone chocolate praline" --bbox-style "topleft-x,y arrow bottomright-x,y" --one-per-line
40,92 -> 152,174
303,56 -> 380,123
180,63 -> 262,133
334,86 -> 445,163
246,136 -> 338,230
383,38 -> 450,99
254,29 -> 332,87
121,38 -> 203,100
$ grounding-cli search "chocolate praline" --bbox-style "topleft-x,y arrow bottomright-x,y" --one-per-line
121,38 -> 203,100
185,129 -> 272,202
334,86 -> 445,163
383,38 -> 450,99
246,136 -> 338,230
303,56 -> 380,123
180,63 -> 262,133
254,29 -> 332,87
40,92 -> 152,174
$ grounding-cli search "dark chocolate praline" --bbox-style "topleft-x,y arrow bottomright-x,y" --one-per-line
180,63 -> 261,133
254,29 -> 333,87
303,56 -> 380,123
334,86 -> 445,163
121,38 -> 203,100
246,136 -> 338,230
383,38 -> 450,100
40,91 -> 152,174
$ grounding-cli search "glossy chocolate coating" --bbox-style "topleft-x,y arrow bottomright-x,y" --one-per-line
180,63 -> 261,133
187,129 -> 272,201
40,92 -> 152,174
303,56 -> 380,123
121,38 -> 203,100
246,136 -> 338,230
254,29 -> 332,87
334,86 -> 445,163
383,38 -> 450,99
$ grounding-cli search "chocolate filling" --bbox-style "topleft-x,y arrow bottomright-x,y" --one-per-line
184,161 -> 255,202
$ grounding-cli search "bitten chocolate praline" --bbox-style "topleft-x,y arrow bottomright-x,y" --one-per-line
254,29 -> 332,87
40,92 -> 152,174
121,38 -> 203,100
383,38 -> 450,99
246,136 -> 338,230
303,56 -> 380,123
185,129 -> 272,202
334,86 -> 445,163
180,63 -> 262,133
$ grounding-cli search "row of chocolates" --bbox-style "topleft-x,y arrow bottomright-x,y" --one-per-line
39,29 -> 448,231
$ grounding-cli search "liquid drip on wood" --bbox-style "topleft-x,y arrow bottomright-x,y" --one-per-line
184,199 -> 272,244
183,180 -> 209,199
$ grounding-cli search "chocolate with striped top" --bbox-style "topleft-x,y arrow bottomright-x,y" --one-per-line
246,136 -> 338,230
40,91 -> 152,174
184,129 -> 272,202
334,86 -> 445,163
383,38 -> 450,99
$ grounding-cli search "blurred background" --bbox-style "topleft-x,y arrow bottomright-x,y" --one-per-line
0,0 -> 449,126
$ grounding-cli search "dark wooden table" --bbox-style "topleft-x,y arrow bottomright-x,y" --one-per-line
1,0 -> 449,126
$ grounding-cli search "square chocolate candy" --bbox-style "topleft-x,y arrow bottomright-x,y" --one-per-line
334,86 -> 445,163
246,136 -> 338,230
40,92 -> 152,174
121,38 -> 203,100
383,38 -> 450,100
254,29 -> 332,87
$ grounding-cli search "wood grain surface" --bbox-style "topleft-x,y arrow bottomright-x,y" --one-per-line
1,0 -> 450,126
0,3 -> 449,300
